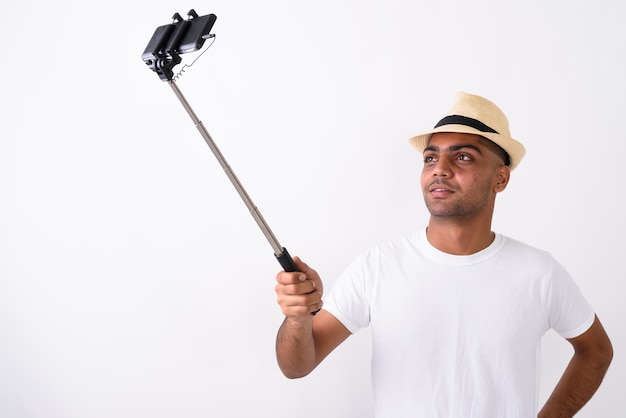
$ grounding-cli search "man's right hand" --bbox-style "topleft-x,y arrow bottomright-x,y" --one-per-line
275,256 -> 324,318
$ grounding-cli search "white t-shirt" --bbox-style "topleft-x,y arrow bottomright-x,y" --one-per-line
323,229 -> 595,418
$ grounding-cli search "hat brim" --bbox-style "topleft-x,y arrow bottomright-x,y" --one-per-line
409,124 -> 526,171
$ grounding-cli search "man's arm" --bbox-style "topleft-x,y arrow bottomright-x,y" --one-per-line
275,257 -> 351,378
538,314 -> 613,418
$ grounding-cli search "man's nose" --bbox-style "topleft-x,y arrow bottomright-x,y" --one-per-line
433,157 -> 452,177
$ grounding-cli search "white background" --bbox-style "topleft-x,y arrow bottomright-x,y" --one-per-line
0,0 -> 623,417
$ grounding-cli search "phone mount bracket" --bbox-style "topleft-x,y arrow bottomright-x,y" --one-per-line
141,10 -> 217,81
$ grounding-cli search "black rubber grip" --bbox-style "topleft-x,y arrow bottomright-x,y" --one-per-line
275,247 -> 298,272
275,247 -> 320,316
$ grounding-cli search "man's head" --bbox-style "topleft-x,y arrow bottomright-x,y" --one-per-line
409,92 -> 526,170
420,131 -> 511,219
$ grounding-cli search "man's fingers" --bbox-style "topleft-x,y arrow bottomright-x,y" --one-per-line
276,292 -> 323,316
275,279 -> 317,296
274,255 -> 324,317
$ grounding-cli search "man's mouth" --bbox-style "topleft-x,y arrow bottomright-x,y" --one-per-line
428,181 -> 454,193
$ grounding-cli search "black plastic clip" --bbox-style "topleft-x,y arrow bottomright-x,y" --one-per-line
141,10 -> 217,81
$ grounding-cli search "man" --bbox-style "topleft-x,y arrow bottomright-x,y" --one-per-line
274,92 -> 613,417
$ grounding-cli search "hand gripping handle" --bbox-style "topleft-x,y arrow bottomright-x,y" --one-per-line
275,247 -> 321,315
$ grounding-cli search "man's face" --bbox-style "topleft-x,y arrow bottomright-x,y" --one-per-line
420,132 -> 509,219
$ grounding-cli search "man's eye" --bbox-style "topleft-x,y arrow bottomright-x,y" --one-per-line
457,154 -> 472,161
424,155 -> 436,163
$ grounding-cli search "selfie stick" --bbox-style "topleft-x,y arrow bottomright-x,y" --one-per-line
167,80 -> 298,272
141,10 -> 314,291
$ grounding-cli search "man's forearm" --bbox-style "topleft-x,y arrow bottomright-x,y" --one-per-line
276,317 -> 317,379
538,350 -> 612,417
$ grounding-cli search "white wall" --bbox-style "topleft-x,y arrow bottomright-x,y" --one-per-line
0,0 -> 623,417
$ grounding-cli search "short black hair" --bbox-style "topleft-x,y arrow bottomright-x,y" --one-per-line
478,136 -> 511,167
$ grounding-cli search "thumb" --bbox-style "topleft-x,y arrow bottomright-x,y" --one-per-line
292,256 -> 324,295
292,256 -> 312,274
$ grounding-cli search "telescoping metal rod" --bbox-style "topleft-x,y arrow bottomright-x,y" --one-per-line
168,79 -> 284,254
168,79 -> 319,314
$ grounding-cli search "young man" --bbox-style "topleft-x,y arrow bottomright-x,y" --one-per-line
274,92 -> 613,417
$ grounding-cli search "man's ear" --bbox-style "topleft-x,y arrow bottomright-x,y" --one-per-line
494,166 -> 511,193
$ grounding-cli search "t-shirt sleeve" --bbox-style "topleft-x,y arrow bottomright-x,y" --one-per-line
323,254 -> 372,334
547,259 -> 595,339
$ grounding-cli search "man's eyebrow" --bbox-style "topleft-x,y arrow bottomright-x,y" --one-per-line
423,144 -> 484,154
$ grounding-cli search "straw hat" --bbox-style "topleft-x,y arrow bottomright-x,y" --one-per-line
409,92 -> 526,170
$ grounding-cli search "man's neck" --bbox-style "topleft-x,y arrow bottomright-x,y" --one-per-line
426,217 -> 495,255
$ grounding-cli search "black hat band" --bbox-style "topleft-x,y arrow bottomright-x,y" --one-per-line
434,115 -> 499,134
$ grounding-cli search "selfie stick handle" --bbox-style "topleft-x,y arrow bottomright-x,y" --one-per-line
168,80 -> 299,273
